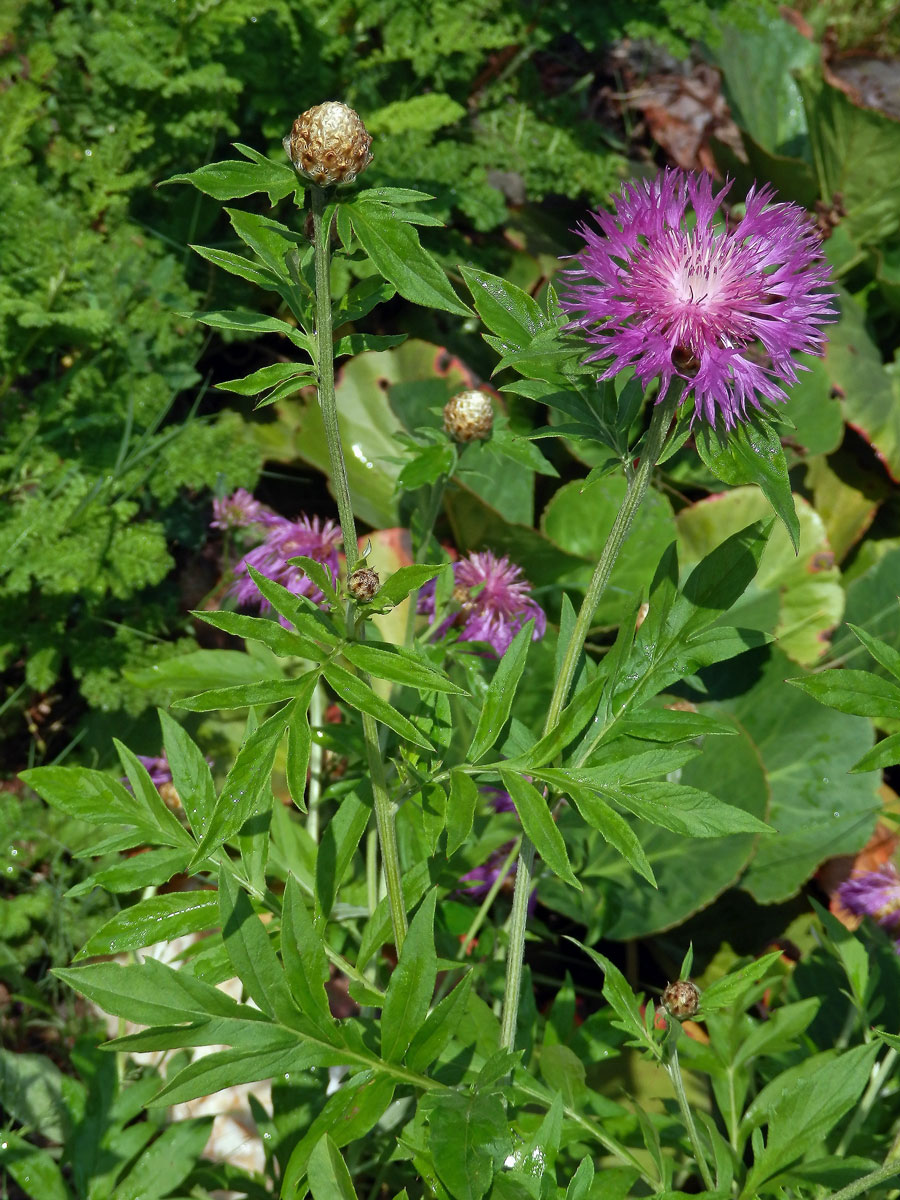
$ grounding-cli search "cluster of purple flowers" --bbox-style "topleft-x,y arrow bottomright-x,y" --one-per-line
561,168 -> 837,429
417,550 -> 546,658
839,863 -> 900,953
458,788 -> 536,913
212,490 -> 342,617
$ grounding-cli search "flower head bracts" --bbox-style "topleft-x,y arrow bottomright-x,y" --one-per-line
838,863 -> 900,953
210,488 -> 266,530
417,550 -> 546,657
228,512 -> 342,617
561,169 -> 837,429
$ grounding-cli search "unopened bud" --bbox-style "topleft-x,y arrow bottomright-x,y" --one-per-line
283,101 -> 373,188
443,389 -> 494,443
662,979 -> 700,1021
348,567 -> 380,602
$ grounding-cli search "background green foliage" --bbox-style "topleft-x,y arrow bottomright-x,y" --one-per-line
4,0 -> 900,1195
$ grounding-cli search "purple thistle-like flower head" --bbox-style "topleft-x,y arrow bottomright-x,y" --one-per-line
417,550 -> 546,657
211,488 -> 267,530
839,863 -> 900,953
560,169 -> 837,429
229,513 -> 342,618
135,754 -> 173,789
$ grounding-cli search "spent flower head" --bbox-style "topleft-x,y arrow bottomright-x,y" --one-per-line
443,389 -> 494,442
838,863 -> 900,952
418,550 -> 546,657
561,169 -> 837,429
284,101 -> 373,188
230,513 -> 342,620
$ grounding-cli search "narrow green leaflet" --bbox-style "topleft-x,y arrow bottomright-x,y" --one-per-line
406,972 -> 475,1073
247,567 -> 341,643
75,892 -> 219,960
191,700 -> 295,863
517,672 -> 607,770
368,563 -> 450,609
347,201 -> 471,316
699,951 -> 783,1013
568,940 -> 658,1057
192,609 -> 324,661
323,662 -> 433,750
150,1044 -> 338,1108
179,308 -> 300,337
561,779 -> 656,885
468,621 -> 534,761
460,265 -> 549,349
667,518 -> 774,639
158,709 -> 217,839
342,642 -> 463,694
308,1135 -> 359,1200
603,780 -> 772,838
381,890 -> 438,1062
217,361 -> 316,397
174,677 -> 307,712
695,417 -> 800,552
316,791 -> 373,920
287,554 -> 340,608
54,958 -> 267,1028
218,867 -> 296,1024
286,700 -> 313,811
446,770 -> 479,857
499,771 -> 581,890
165,152 -> 296,202
66,847 -> 191,897
281,874 -> 335,1035
787,669 -> 900,720
19,766 -> 172,845
114,739 -> 194,848
847,621 -> 900,681
191,244 -> 283,292
333,277 -> 396,326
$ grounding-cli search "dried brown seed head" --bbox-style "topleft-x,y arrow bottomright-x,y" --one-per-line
443,389 -> 494,442
348,567 -> 380,602
284,101 -> 373,188
662,979 -> 701,1020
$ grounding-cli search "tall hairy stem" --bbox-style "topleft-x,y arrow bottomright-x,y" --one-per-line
499,390 -> 678,1053
310,184 -> 407,951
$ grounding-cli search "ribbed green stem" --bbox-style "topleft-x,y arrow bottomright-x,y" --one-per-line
666,1042 -> 715,1191
311,184 -> 359,573
310,184 -> 406,950
499,390 -> 678,1053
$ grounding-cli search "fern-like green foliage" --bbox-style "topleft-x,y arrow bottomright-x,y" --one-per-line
1,0 -> 777,764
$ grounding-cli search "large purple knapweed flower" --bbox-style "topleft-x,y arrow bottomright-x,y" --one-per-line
230,513 -> 342,616
838,863 -> 900,953
560,169 -> 837,429
211,488 -> 267,530
417,550 -> 546,657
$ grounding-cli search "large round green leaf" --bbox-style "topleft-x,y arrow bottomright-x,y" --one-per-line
728,649 -> 881,905
676,487 -> 843,665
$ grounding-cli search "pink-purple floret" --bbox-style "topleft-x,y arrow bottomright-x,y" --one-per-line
560,168 -> 837,429
213,491 -> 342,622
838,863 -> 900,953
417,550 -> 546,657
